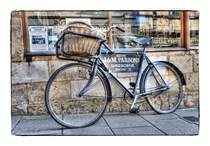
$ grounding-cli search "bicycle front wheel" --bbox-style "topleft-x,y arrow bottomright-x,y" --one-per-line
45,63 -> 109,128
142,62 -> 183,114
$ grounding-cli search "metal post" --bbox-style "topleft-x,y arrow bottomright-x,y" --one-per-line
108,11 -> 113,49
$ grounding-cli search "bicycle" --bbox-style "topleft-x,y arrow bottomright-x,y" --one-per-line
45,24 -> 186,129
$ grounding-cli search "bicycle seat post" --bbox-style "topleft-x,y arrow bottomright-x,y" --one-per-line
142,44 -> 147,53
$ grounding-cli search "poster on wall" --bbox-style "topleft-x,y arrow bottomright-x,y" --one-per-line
29,26 -> 48,52
48,26 -> 64,51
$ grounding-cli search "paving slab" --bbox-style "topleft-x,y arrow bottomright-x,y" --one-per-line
63,118 -> 114,135
112,126 -> 165,135
12,115 -> 62,135
140,113 -> 179,121
62,113 -> 107,126
11,116 -> 22,130
149,118 -> 199,135
63,126 -> 113,135
103,113 -> 151,128
174,108 -> 199,124
174,108 -> 199,118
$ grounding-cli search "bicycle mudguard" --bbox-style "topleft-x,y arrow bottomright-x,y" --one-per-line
141,61 -> 186,86
156,61 -> 186,85
98,66 -> 113,102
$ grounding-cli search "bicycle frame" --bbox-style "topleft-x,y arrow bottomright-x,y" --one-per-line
77,42 -> 169,109
103,44 -> 168,95
54,29 -> 181,109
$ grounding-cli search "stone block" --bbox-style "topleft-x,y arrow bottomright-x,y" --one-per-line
11,11 -> 21,18
117,72 -> 137,78
11,84 -> 27,105
149,56 -> 167,62
11,17 -> 22,26
12,61 -> 49,84
28,104 -> 47,115
167,51 -> 185,56
28,82 -> 46,105
12,104 -> 28,116
147,51 -> 168,57
185,72 -> 199,91
193,54 -> 199,72
108,78 -> 128,97
11,26 -> 24,62
107,98 -> 122,112
71,79 -> 106,98
169,55 -> 193,74
49,60 -> 75,76
183,91 -> 199,108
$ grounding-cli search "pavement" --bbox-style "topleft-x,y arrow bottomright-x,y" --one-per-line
11,108 -> 199,136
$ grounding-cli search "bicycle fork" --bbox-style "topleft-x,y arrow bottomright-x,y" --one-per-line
77,60 -> 99,97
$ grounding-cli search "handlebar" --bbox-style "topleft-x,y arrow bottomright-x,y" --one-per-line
104,25 -> 126,54
116,26 -> 125,33
106,25 -> 125,36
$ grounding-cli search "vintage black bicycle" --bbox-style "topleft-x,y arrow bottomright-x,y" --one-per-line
45,22 -> 186,128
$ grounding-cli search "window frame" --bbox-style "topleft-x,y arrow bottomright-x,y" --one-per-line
22,11 -> 197,57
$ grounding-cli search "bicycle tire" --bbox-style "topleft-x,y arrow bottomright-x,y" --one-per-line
45,63 -> 109,128
141,62 -> 183,114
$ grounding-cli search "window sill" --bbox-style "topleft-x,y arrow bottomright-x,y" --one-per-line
24,51 -> 57,56
146,47 -> 187,52
189,46 -> 199,50
24,47 -> 198,57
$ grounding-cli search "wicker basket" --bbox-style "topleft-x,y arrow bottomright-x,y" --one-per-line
57,21 -> 106,60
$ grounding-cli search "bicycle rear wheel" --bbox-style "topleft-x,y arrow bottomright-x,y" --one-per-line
45,63 -> 109,128
142,62 -> 183,114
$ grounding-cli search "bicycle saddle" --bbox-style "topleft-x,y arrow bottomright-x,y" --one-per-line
131,37 -> 153,45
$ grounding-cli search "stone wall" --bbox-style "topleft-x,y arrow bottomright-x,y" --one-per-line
11,11 -> 199,116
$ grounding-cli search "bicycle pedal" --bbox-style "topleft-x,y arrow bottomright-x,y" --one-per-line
129,82 -> 135,87
129,108 -> 140,114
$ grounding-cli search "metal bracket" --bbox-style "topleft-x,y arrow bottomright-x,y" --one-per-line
26,56 -> 32,65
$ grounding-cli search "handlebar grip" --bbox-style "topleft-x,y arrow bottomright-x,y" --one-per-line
116,26 -> 125,33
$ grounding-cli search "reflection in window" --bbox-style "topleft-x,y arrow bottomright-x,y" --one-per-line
129,11 -> 181,48
189,11 -> 199,47
26,11 -> 183,52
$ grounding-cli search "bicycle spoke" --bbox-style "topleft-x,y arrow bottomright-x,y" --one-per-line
144,62 -> 183,114
45,63 -> 108,128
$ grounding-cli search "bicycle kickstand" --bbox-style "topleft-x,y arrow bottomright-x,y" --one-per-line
129,95 -> 140,114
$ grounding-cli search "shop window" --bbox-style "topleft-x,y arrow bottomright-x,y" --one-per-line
189,11 -> 199,48
128,11 -> 181,48
23,10 -> 195,55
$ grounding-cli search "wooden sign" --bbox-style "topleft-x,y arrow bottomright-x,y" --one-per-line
101,54 -> 141,73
